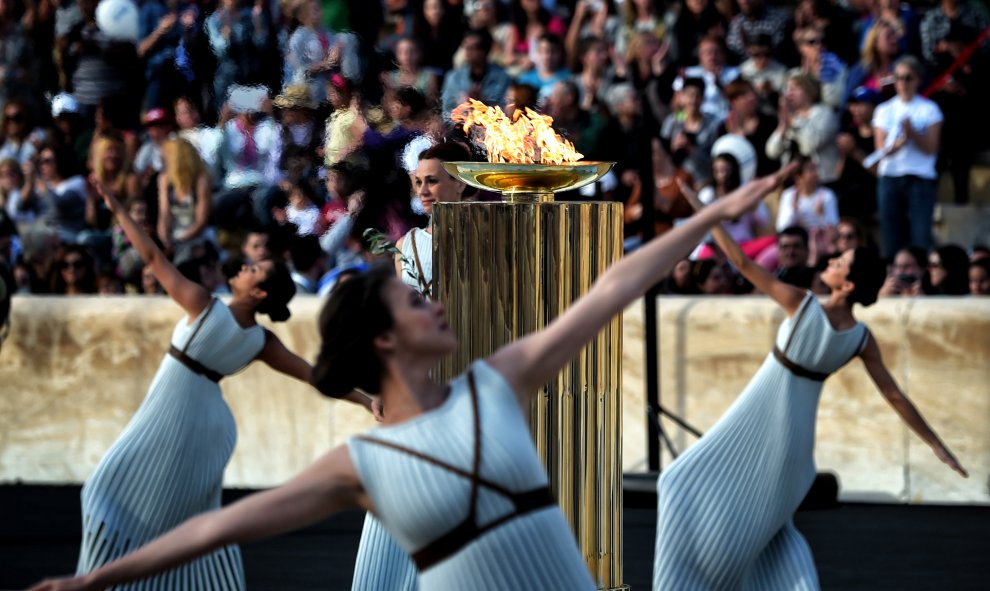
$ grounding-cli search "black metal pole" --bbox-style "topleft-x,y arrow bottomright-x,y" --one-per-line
637,133 -> 661,472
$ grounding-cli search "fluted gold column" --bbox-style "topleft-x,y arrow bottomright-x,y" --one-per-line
433,200 -> 627,590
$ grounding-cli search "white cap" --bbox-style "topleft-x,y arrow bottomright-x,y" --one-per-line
51,93 -> 80,118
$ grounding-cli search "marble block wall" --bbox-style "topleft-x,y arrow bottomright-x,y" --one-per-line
621,297 -> 990,505
1,296 -> 987,504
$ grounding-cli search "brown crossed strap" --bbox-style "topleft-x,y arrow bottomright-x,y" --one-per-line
773,293 -> 870,382
167,299 -> 224,383
409,231 -> 432,296
356,370 -> 554,571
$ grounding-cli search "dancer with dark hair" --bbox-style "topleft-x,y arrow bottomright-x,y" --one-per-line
70,183 -> 370,590
351,141 -> 475,591
653,185 -> 967,590
29,167 -> 796,591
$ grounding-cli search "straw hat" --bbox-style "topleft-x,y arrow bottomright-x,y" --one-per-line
273,85 -> 318,110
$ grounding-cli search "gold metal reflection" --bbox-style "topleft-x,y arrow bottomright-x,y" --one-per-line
434,182 -> 626,589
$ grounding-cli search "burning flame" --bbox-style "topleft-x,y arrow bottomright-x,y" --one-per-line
451,99 -> 584,165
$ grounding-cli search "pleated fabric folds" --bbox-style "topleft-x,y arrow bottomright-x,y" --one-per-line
77,300 -> 265,590
654,293 -> 867,590
348,360 -> 596,591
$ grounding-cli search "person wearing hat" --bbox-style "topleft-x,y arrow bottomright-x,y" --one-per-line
215,85 -> 282,232
273,85 -> 323,189
50,93 -> 93,173
133,107 -> 176,196
832,85 -> 880,222
323,73 -> 361,167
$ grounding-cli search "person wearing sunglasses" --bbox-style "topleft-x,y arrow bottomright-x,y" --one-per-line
47,244 -> 97,295
793,25 -> 847,110
872,55 -> 942,259
0,100 -> 39,167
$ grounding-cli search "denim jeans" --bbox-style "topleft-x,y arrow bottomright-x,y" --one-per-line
877,175 -> 936,259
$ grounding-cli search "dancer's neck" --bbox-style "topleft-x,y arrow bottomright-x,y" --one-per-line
378,363 -> 447,424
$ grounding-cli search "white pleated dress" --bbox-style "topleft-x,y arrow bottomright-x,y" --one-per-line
351,225 -> 432,591
348,360 -> 596,591
77,299 -> 265,590
398,227 -> 432,296
654,293 -> 868,590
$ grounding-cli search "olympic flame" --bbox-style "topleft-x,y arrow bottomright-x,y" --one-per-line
451,99 -> 583,165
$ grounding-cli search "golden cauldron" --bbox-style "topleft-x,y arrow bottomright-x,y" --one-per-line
433,160 -> 628,590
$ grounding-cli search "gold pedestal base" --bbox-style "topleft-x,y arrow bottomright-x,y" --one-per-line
434,200 -> 625,589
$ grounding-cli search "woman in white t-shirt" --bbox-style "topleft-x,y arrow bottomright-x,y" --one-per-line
872,55 -> 942,258
776,157 -> 839,265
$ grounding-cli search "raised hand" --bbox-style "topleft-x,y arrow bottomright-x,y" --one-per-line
89,175 -> 121,214
714,163 -> 798,220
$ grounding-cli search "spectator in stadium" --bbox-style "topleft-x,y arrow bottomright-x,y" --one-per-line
504,0 -> 567,75
726,0 -> 792,63
667,0 -> 727,66
676,35 -> 738,121
0,99 -> 40,166
660,77 -> 720,186
969,258 -> 990,296
844,17 -> 904,108
517,33 -> 573,101
833,86 -> 879,222
738,33 -> 788,109
411,0 -> 463,74
158,137 -> 214,264
440,29 -> 511,120
766,72 -> 840,185
793,25 -> 848,110
878,245 -> 925,297
717,79 -> 780,177
924,244 -> 970,295
873,56 -> 943,257
48,243 -> 97,295
383,36 -> 440,106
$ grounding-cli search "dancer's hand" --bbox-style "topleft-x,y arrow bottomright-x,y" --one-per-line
933,443 -> 968,478
26,575 -> 91,591
711,163 -> 798,220
89,175 -> 121,215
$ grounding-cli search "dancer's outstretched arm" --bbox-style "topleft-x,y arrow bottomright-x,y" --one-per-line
859,335 -> 968,477
27,446 -> 367,591
256,328 -> 380,415
94,179 -> 211,318
488,170 -> 789,400
677,165 -> 806,317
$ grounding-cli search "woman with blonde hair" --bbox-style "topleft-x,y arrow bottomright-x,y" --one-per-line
158,137 -> 215,264
843,18 -> 903,107
87,135 -> 139,238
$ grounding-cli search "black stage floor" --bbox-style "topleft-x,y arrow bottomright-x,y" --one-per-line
2,485 -> 988,590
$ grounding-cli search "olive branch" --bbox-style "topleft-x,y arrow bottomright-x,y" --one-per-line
363,228 -> 430,297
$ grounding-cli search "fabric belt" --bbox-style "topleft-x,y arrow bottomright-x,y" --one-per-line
168,345 -> 223,383
772,346 -> 828,382
411,485 -> 555,571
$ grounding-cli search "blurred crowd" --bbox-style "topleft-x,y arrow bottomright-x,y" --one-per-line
1,0 -> 989,302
